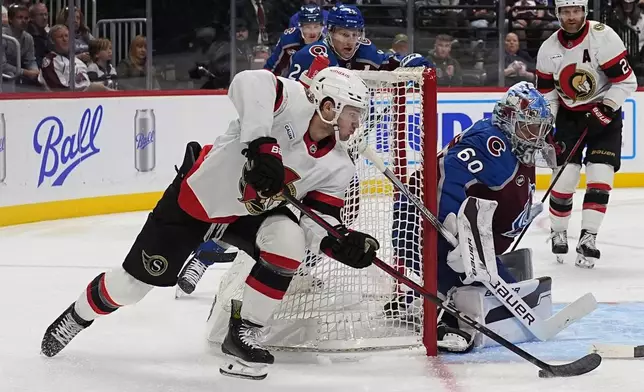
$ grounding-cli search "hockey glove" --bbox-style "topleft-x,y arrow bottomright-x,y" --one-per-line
242,137 -> 285,198
321,226 -> 380,269
586,103 -> 617,137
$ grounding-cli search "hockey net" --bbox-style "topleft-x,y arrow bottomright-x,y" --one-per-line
208,67 -> 438,354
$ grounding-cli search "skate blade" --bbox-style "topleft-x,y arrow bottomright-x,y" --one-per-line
575,254 -> 596,269
174,286 -> 188,299
219,355 -> 269,380
556,255 -> 565,264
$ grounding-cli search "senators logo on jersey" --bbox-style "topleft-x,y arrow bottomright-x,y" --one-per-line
555,63 -> 597,103
238,166 -> 301,215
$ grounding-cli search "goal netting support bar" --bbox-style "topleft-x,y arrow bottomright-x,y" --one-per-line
207,67 -> 438,355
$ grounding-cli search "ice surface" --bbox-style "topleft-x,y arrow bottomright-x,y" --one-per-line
2,189 -> 644,392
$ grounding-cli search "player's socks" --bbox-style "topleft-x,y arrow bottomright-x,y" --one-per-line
219,299 -> 274,380
41,303 -> 93,357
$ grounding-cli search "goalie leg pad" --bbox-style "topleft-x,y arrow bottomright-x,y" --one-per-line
497,248 -> 534,282
452,277 -> 553,348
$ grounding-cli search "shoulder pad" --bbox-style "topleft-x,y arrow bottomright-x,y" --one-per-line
592,22 -> 606,32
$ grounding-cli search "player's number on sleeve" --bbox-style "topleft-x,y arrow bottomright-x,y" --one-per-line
619,58 -> 630,74
457,148 -> 483,173
288,64 -> 301,80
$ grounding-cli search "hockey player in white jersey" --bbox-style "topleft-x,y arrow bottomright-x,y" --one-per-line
41,66 -> 378,380
536,0 -> 637,268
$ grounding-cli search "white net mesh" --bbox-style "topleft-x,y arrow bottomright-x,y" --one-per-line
209,68 -> 434,352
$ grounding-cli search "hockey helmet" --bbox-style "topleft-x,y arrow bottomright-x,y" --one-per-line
554,0 -> 588,23
298,5 -> 323,25
310,67 -> 370,127
326,4 -> 365,31
492,82 -> 556,167
400,53 -> 434,68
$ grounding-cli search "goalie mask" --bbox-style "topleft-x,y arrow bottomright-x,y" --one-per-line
310,67 -> 370,132
492,82 -> 556,168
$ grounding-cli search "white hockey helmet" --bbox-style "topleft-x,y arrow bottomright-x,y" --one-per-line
554,0 -> 588,22
310,67 -> 370,126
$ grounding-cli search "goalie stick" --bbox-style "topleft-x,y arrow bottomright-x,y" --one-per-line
282,192 -> 601,378
359,145 -> 597,341
590,343 -> 644,358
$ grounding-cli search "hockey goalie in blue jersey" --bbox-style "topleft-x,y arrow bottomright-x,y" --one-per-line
264,5 -> 325,77
287,4 -> 385,81
386,82 -> 591,353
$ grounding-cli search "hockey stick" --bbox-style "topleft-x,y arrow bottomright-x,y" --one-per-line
282,192 -> 600,378
360,145 -> 597,340
590,343 -> 644,358
510,129 -> 588,252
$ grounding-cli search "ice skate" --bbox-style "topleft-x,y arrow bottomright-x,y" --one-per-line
549,229 -> 568,264
176,255 -> 209,297
437,321 -> 475,353
219,299 -> 274,380
575,230 -> 600,269
41,303 -> 93,357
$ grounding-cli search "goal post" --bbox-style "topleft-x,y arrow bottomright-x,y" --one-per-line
207,67 -> 439,356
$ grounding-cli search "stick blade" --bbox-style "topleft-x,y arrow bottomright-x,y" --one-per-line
590,343 -> 644,358
538,292 -> 598,340
538,353 -> 602,378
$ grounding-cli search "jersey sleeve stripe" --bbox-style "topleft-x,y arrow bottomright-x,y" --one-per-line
535,70 -> 553,80
600,50 -> 628,70
274,78 -> 285,112
608,68 -> 633,83
304,191 -> 343,222
535,70 -> 555,93
306,191 -> 344,207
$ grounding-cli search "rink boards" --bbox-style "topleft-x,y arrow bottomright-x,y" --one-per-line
0,89 -> 642,226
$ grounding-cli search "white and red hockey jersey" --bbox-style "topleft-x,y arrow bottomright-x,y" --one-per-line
536,21 -> 637,115
178,69 -> 356,252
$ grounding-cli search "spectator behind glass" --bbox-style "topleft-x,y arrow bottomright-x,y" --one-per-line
38,24 -> 112,92
616,0 -> 644,50
55,7 -> 93,63
486,32 -> 535,86
388,34 -> 409,56
116,35 -> 159,90
251,44 -> 270,69
2,4 -> 40,84
87,38 -> 117,88
205,19 -> 254,89
2,6 -> 7,25
27,2 -> 49,67
427,34 -> 463,87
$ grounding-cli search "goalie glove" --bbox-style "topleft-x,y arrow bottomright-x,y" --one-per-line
320,226 -> 379,269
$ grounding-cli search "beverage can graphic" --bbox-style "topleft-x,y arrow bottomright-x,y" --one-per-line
0,113 -> 6,183
134,109 -> 156,172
